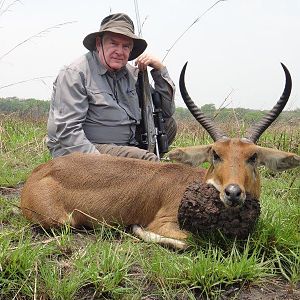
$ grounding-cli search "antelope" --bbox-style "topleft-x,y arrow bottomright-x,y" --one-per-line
21,63 -> 300,249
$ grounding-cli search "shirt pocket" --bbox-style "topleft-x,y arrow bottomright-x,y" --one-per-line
127,87 -> 138,98
86,88 -> 115,107
125,87 -> 141,119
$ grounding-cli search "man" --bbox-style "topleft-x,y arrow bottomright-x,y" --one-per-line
47,13 -> 176,161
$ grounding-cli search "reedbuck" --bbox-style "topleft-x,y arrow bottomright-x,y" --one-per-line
21,63 -> 300,249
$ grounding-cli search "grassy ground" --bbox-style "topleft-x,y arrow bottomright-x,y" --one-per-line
0,115 -> 299,299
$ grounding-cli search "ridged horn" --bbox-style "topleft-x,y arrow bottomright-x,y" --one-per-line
245,63 -> 292,143
179,62 -> 227,141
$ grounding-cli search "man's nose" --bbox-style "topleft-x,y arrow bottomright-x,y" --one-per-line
115,45 -> 123,54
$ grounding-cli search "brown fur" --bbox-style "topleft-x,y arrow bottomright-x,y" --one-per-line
21,153 -> 205,241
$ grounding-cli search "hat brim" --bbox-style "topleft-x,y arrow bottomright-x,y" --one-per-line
83,29 -> 147,61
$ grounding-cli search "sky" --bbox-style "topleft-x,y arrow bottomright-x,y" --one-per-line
0,0 -> 299,110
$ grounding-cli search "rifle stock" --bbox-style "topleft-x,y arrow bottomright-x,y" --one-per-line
137,69 -> 156,153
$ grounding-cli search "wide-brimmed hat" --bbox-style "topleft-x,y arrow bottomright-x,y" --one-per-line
83,13 -> 147,61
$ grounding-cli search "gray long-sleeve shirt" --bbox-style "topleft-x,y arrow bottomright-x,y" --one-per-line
47,51 -> 175,157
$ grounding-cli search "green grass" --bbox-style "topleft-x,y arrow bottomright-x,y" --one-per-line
0,115 -> 299,299
0,114 -> 50,186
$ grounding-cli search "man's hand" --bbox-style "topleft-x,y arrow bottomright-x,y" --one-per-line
135,53 -> 165,71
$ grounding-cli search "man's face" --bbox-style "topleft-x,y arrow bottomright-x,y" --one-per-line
96,32 -> 133,71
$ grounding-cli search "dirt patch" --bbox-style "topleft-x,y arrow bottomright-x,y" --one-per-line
231,280 -> 300,300
178,182 -> 260,239
0,184 -> 23,199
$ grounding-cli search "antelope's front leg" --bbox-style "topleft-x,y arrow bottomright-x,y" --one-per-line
132,222 -> 188,250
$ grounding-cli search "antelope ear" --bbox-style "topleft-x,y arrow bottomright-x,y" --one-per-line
257,146 -> 300,171
168,145 -> 212,166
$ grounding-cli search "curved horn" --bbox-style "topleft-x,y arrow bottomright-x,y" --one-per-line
179,62 -> 227,141
245,63 -> 292,143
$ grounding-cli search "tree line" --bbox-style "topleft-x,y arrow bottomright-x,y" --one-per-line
175,103 -> 300,126
0,97 -> 50,118
0,97 -> 299,125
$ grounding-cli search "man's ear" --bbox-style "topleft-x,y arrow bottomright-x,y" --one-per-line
256,146 -> 300,171
95,36 -> 101,51
167,145 -> 212,166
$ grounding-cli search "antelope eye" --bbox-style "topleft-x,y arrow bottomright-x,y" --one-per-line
212,150 -> 221,162
247,153 -> 257,164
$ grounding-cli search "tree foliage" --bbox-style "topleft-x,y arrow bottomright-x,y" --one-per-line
0,97 -> 50,118
175,104 -> 300,126
0,98 -> 299,126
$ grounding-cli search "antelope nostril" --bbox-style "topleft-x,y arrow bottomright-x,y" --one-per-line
225,184 -> 242,199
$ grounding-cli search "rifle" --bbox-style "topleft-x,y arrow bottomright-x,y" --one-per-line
137,69 -> 169,158
152,91 -> 169,154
